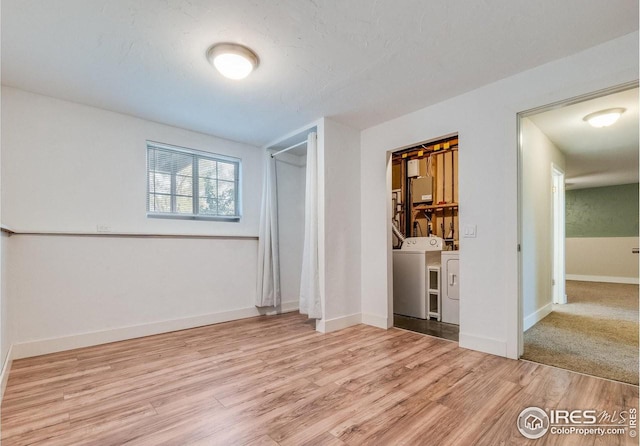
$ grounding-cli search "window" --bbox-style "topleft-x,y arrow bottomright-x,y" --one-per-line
147,141 -> 241,220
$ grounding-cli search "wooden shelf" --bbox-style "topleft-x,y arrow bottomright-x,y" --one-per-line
414,203 -> 459,211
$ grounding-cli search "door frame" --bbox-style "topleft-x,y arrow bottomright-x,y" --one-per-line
551,163 -> 567,305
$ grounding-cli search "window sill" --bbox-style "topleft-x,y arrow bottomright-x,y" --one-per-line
146,213 -> 241,222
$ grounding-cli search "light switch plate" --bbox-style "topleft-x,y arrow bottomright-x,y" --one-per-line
463,225 -> 477,238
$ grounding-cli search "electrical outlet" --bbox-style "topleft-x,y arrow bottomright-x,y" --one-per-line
97,225 -> 111,233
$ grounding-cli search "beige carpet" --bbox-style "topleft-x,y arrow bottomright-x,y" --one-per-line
523,280 -> 639,385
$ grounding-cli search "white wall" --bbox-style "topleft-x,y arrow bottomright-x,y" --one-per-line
0,31 -> 11,399
275,152 -> 306,303
0,232 -> 9,395
521,118 -> 565,330
1,87 -> 278,358
7,235 -> 272,358
1,87 -> 262,236
1,233 -> 8,364
360,32 -> 638,358
566,237 -> 639,284
320,119 -> 362,331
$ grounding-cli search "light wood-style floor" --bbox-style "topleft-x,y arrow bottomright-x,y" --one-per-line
2,312 -> 638,445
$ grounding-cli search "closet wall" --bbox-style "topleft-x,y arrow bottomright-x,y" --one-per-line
275,152 -> 306,303
265,117 -> 362,332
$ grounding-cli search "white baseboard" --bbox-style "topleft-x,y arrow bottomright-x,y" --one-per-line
523,303 -> 553,331
316,313 -> 361,333
459,332 -> 506,357
0,344 -> 14,403
361,313 -> 392,329
278,301 -> 300,313
566,274 -> 639,285
12,302 -> 299,360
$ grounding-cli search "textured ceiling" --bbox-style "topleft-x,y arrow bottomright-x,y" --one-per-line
529,88 -> 639,189
1,0 -> 638,146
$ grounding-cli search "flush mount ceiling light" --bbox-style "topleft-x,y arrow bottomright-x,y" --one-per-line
583,108 -> 626,128
206,43 -> 259,80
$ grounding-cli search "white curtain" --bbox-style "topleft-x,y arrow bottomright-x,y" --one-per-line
255,152 -> 281,307
299,132 -> 322,319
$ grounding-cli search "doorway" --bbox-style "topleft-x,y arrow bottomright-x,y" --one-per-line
389,134 -> 460,342
518,83 -> 639,384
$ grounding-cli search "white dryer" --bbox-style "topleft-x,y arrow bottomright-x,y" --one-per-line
393,237 -> 443,319
441,251 -> 460,325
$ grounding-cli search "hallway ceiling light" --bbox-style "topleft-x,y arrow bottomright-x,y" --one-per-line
583,108 -> 625,128
206,43 -> 259,80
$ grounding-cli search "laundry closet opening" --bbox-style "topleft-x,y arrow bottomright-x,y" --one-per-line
390,134 -> 460,341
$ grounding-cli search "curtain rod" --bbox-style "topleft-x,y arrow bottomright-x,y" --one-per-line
270,140 -> 307,158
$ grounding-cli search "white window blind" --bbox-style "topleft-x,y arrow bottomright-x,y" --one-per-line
147,142 -> 241,220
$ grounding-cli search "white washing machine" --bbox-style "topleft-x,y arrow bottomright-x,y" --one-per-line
441,251 -> 460,325
393,237 -> 444,319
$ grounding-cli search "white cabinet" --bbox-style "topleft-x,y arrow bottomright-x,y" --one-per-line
441,251 -> 459,325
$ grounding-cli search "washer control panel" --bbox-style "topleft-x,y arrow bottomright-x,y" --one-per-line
401,237 -> 444,251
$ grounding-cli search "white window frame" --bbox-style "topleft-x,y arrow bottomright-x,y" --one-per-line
146,141 -> 242,221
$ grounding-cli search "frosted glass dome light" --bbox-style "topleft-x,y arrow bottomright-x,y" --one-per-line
207,43 -> 259,80
583,108 -> 625,128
